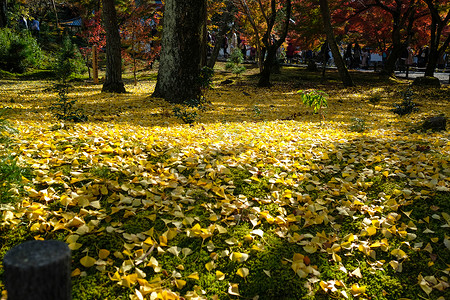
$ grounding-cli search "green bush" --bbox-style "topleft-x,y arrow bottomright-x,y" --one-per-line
226,49 -> 246,76
392,85 -> 418,116
0,108 -> 33,204
0,28 -> 42,73
50,35 -> 88,122
298,90 -> 328,124
0,107 -> 17,143
53,35 -> 86,81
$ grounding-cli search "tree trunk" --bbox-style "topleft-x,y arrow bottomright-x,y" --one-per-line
153,0 -> 207,103
4,240 -> 71,300
319,0 -> 354,87
207,10 -> 233,69
258,45 -> 277,87
378,1 -> 417,77
0,0 -> 7,28
423,0 -> 450,77
102,0 -> 126,93
257,0 -> 291,87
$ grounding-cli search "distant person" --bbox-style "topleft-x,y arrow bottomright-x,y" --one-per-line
399,46 -> 408,72
405,46 -> 414,78
406,46 -> 414,67
418,46 -> 428,68
361,48 -> 369,69
382,48 -> 389,66
230,30 -> 238,52
437,51 -> 445,70
344,43 -> 352,68
286,42 -> 295,64
240,39 -> 247,60
222,36 -> 228,58
250,46 -> 256,61
31,19 -> 40,37
353,42 -> 361,68
321,41 -> 330,65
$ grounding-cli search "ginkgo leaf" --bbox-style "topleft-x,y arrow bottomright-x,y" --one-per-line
236,267 -> 249,278
351,284 -> 366,295
182,248 -> 193,257
351,267 -> 362,278
80,255 -> 97,268
230,252 -> 249,262
389,260 -> 403,272
391,249 -> 408,260
99,249 -> 110,259
303,244 -> 317,253
187,272 -> 199,280
228,283 -> 240,296
444,236 -> 450,250
68,242 -> 83,250
418,275 -> 433,295
175,279 -> 186,289
205,261 -> 216,271
250,229 -> 264,238
216,271 -> 225,280
167,246 -> 181,257
366,226 -> 377,236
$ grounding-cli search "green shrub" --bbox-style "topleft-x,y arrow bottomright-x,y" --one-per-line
0,28 -> 42,73
50,35 -> 87,122
0,107 -> 17,143
53,35 -> 86,81
50,82 -> 87,122
226,49 -> 246,76
298,90 -> 328,124
392,85 -> 418,116
0,155 -> 33,204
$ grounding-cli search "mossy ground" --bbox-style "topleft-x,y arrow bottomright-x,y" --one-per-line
0,64 -> 449,299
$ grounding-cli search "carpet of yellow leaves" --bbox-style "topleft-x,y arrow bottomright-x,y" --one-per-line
0,68 -> 449,299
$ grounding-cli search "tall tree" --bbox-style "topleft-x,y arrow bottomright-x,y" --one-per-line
102,0 -> 126,93
258,0 -> 292,87
152,0 -> 207,103
423,0 -> 450,77
367,0 -> 424,77
0,0 -> 7,27
207,1 -> 235,69
319,0 -> 354,86
233,0 -> 265,72
337,0 -> 427,76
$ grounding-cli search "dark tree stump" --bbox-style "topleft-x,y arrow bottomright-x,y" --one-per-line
412,76 -> 441,87
307,61 -> 318,72
421,114 -> 447,132
3,240 -> 71,300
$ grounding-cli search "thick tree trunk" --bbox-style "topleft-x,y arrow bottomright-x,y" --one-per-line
380,25 -> 403,77
153,0 -> 207,103
423,0 -> 450,77
379,2 -> 417,77
258,45 -> 277,87
0,0 -> 7,27
102,0 -> 126,93
319,0 -> 354,87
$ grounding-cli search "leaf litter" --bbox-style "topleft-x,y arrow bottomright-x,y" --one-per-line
0,72 -> 449,299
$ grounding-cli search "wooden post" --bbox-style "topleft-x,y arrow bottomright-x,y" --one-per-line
3,240 -> 71,300
92,45 -> 99,84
